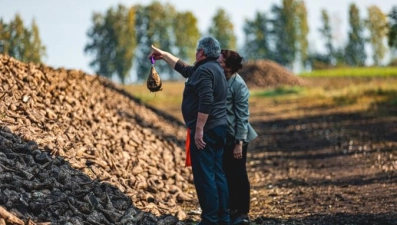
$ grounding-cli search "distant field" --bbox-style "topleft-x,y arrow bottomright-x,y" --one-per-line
124,81 -> 185,121
300,67 -> 397,77
124,76 -> 397,122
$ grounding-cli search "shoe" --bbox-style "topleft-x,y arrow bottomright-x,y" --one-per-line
232,214 -> 249,225
229,209 -> 238,220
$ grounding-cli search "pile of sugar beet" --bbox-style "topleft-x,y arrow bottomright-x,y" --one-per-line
239,60 -> 306,89
0,54 -> 197,225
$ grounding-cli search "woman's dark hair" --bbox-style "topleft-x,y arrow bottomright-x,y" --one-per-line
221,49 -> 244,74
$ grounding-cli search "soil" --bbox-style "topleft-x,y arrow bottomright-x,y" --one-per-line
245,78 -> 397,225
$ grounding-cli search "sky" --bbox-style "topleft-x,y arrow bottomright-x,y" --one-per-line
1,0 -> 396,77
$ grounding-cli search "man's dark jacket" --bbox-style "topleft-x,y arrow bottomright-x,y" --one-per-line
174,57 -> 227,130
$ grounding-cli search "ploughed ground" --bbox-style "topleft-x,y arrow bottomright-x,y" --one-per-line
244,77 -> 397,225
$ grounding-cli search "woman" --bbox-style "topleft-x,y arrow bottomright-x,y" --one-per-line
218,49 -> 258,225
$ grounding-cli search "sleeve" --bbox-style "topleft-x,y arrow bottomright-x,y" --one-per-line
233,79 -> 250,140
195,67 -> 213,114
174,60 -> 194,78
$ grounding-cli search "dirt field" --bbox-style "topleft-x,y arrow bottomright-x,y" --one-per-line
241,78 -> 397,225
129,77 -> 397,225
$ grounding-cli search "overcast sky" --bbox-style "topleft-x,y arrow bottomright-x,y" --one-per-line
1,0 -> 396,76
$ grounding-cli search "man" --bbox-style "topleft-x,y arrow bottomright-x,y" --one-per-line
149,37 -> 230,225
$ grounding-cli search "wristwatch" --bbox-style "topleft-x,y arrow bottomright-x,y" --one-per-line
235,139 -> 243,145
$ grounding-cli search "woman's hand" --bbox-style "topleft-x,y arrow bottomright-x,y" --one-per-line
233,143 -> 243,159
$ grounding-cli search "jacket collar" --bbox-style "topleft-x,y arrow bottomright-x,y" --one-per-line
193,56 -> 219,70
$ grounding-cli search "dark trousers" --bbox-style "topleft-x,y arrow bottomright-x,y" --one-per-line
223,134 -> 250,215
190,125 -> 230,225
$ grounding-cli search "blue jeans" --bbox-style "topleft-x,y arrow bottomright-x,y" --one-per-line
190,125 -> 230,225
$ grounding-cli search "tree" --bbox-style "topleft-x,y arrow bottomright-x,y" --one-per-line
8,14 -> 26,60
296,0 -> 309,66
174,11 -> 200,65
0,19 -> 11,54
136,3 -> 200,81
113,6 -> 137,84
208,8 -> 236,50
85,4 -> 136,84
334,47 -> 347,67
85,13 -> 112,79
366,5 -> 388,66
0,14 -> 46,63
388,6 -> 397,52
87,2 -> 200,83
318,9 -> 334,65
242,11 -> 272,60
270,0 -> 297,67
25,20 -> 46,63
135,2 -> 178,81
345,3 -> 367,66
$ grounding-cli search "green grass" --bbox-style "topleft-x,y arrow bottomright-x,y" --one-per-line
300,67 -> 397,77
124,81 -> 184,106
123,77 -> 397,120
250,86 -> 305,98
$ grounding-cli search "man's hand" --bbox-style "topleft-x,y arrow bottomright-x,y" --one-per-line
195,113 -> 208,149
148,45 -> 179,68
194,128 -> 206,149
149,45 -> 164,60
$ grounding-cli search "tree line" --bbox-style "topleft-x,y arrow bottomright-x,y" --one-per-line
0,14 -> 46,64
1,1 -> 397,84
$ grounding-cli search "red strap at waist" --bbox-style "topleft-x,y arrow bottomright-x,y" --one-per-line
185,128 -> 191,167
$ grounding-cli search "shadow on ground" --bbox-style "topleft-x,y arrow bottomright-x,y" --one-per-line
246,95 -> 397,225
